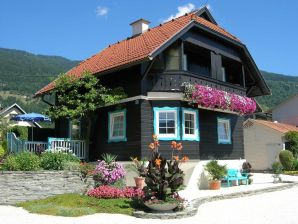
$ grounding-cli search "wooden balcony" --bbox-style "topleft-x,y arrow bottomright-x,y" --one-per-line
146,71 -> 247,96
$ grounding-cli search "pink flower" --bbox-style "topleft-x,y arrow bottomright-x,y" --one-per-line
187,84 -> 256,115
87,185 -> 144,199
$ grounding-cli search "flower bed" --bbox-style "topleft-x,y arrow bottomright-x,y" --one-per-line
182,83 -> 256,115
87,185 -> 144,199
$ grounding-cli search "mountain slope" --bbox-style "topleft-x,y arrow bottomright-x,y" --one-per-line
0,48 -> 79,113
256,71 -> 298,110
0,47 -> 298,113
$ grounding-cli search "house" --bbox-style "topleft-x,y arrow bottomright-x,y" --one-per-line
35,7 -> 270,161
272,94 -> 298,126
0,103 -> 41,128
243,119 -> 298,170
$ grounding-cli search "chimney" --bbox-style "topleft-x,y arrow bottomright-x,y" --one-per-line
130,19 -> 150,36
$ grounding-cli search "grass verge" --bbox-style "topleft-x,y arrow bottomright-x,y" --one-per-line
284,171 -> 298,175
17,193 -> 137,217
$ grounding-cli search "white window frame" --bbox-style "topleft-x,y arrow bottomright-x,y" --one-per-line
217,118 -> 231,144
182,108 -> 199,141
108,109 -> 127,142
153,107 -> 180,140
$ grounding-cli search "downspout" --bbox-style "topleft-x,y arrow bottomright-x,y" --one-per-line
41,94 -> 54,106
141,57 -> 156,95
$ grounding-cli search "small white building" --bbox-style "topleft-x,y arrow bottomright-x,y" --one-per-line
0,103 -> 40,128
244,119 -> 298,170
272,94 -> 298,126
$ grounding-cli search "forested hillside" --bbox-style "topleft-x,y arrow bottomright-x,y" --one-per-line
0,47 -> 297,113
256,71 -> 298,110
0,48 -> 79,113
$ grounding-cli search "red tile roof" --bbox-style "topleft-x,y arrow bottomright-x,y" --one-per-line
244,119 -> 298,134
35,12 -> 241,96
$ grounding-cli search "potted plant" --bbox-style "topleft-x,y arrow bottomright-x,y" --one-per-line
141,135 -> 188,212
205,160 -> 227,190
127,157 -> 147,189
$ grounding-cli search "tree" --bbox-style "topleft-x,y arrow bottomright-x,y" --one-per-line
285,131 -> 298,158
46,72 -> 126,158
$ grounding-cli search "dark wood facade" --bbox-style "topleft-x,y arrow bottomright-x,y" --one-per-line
51,9 -> 269,161
82,99 -> 244,161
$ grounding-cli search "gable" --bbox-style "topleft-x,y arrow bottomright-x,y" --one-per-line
195,6 -> 217,25
35,8 -> 269,98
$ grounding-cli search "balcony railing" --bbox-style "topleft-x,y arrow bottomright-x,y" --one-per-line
148,71 -> 246,96
7,132 -> 87,160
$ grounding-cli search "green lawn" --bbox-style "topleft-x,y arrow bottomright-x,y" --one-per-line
17,194 -> 137,217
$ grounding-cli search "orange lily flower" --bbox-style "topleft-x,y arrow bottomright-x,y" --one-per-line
171,141 -> 177,149
181,156 -> 189,162
155,158 -> 162,168
176,143 -> 183,151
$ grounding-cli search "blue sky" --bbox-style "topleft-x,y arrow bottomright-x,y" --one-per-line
1,0 -> 297,76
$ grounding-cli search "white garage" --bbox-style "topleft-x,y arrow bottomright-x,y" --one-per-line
243,119 -> 298,170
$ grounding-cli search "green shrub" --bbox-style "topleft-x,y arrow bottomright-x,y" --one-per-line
285,131 -> 298,157
279,150 -> 294,171
293,160 -> 298,171
0,145 -> 5,158
9,126 -> 28,141
1,140 -> 7,152
3,155 -> 20,170
62,161 -> 81,171
283,170 -> 298,175
272,161 -> 283,174
41,152 -> 80,170
3,151 -> 41,171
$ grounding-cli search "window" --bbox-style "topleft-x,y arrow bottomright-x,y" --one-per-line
221,67 -> 226,82
108,109 -> 127,142
217,118 -> 231,144
182,108 -> 199,141
184,43 -> 211,77
153,107 -> 179,140
70,119 -> 81,140
164,43 -> 180,70
221,56 -> 243,86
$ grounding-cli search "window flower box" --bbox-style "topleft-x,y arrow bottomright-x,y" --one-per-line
182,83 -> 256,115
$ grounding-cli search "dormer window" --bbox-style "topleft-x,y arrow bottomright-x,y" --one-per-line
221,56 -> 243,86
183,43 -> 211,77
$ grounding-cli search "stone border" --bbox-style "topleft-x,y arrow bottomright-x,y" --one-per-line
133,182 -> 298,219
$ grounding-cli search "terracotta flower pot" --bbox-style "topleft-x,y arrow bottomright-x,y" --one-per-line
209,180 -> 221,190
134,176 -> 145,189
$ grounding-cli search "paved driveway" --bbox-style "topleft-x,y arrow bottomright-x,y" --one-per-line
1,187 -> 298,224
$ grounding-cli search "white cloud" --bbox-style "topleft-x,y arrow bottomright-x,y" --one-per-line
205,4 -> 212,12
96,6 -> 108,16
163,3 -> 195,22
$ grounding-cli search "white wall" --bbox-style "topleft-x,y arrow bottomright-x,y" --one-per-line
3,108 -> 34,127
272,96 -> 298,125
244,124 -> 283,170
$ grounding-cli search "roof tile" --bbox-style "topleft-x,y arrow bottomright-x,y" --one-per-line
36,11 -> 241,96
245,119 -> 298,134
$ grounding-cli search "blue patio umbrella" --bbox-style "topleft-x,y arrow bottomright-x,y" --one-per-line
11,113 -> 51,141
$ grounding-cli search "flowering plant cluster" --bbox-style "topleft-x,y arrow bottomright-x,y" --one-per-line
182,82 -> 256,115
92,154 -> 126,186
87,185 -> 144,199
140,135 -> 188,210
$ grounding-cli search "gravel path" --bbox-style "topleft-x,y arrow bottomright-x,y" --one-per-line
1,186 -> 298,224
